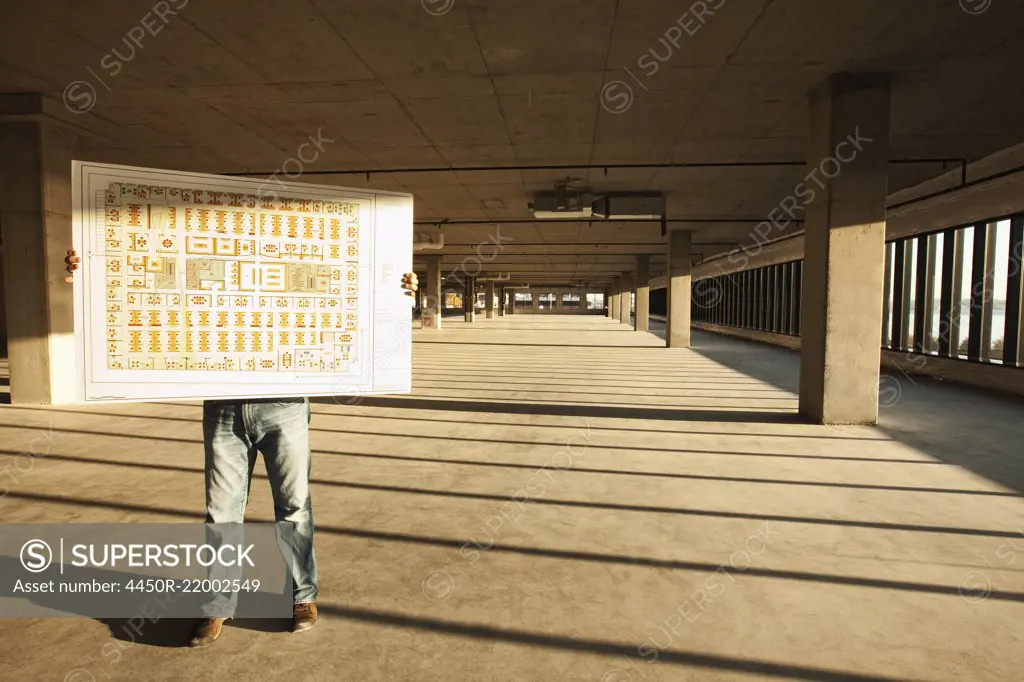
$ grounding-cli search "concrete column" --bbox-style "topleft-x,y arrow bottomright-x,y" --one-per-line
485,280 -> 495,319
799,74 -> 891,425
619,272 -> 633,325
603,287 -> 610,316
498,287 -> 505,316
0,95 -> 80,404
464,276 -> 476,322
0,260 -> 7,357
635,255 -> 650,331
610,278 -> 620,320
666,230 -> 692,348
423,255 -> 442,330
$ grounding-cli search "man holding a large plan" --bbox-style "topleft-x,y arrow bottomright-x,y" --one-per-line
64,248 -> 418,647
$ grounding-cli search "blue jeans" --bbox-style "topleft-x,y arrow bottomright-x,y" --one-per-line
202,397 -> 318,616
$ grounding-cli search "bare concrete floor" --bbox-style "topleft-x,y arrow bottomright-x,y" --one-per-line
2,315 -> 1024,681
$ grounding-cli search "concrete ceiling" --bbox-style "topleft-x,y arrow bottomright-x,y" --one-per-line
2,0 -> 1022,284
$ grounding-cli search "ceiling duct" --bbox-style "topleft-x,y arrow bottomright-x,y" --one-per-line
591,193 -> 665,220
529,186 -> 665,222
528,180 -> 593,219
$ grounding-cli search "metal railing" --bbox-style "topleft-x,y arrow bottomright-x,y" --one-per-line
692,260 -> 803,337
690,212 -> 1024,368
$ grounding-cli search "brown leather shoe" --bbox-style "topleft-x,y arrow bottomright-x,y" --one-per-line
189,617 -> 226,648
292,602 -> 318,633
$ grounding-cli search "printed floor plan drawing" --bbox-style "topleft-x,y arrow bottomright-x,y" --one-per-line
73,162 -> 414,402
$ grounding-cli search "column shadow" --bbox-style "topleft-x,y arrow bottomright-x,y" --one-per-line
687,329 -> 1024,495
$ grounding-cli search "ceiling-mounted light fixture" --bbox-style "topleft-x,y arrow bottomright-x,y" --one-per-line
528,178 -> 593,219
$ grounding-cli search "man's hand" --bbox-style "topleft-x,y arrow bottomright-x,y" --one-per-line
63,249 -> 80,283
401,272 -> 418,298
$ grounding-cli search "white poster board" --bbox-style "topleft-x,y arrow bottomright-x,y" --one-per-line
71,161 -> 413,402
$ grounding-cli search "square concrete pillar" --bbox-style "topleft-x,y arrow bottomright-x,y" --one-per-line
485,280 -> 495,319
603,287 -> 610,316
498,287 -> 505,316
0,96 -> 81,404
619,273 -> 633,325
423,255 -> 443,330
464,277 -> 476,322
609,279 -> 620,320
799,74 -> 891,425
666,230 -> 692,348
635,255 -> 650,331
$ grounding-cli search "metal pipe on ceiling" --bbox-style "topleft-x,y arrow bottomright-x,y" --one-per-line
422,249 -> 728,257
413,218 -> 802,226
886,163 -> 1024,211
431,241 -> 733,246
222,157 -> 963,178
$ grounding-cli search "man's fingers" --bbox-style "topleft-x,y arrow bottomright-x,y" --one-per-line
64,249 -> 79,281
